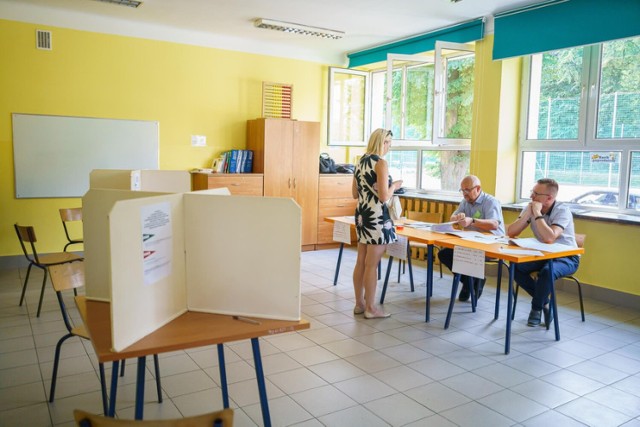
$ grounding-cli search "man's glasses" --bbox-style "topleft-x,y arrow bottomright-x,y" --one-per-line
459,186 -> 478,194
530,190 -> 550,197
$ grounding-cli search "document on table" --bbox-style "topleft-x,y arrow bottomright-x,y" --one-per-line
386,235 -> 408,260
333,221 -> 352,244
508,237 -> 575,253
452,245 -> 485,279
499,247 -> 544,256
459,234 -> 508,244
404,221 -> 434,229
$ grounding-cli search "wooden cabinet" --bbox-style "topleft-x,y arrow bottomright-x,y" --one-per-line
246,118 -> 320,247
191,173 -> 263,196
317,175 -> 357,245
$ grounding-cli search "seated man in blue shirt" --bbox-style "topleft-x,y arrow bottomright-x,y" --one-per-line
438,175 -> 505,301
506,178 -> 580,327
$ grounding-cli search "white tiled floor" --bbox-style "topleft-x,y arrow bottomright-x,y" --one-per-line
1,247 -> 640,426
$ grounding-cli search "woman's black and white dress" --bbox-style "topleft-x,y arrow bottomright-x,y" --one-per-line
353,154 -> 397,245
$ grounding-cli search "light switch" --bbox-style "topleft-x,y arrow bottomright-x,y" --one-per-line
191,135 -> 206,147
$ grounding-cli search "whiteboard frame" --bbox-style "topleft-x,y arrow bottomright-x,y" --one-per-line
12,113 -> 159,198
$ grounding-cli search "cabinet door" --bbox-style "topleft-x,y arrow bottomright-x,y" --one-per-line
292,121 -> 319,246
262,119 -> 294,198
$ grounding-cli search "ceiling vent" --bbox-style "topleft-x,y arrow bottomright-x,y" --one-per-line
36,30 -> 52,50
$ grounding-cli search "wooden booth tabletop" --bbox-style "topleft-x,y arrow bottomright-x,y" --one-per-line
76,296 -> 310,363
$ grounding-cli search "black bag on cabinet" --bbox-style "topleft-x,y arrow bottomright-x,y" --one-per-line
319,153 -> 337,173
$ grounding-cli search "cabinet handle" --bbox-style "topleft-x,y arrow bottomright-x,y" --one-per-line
293,178 -> 297,189
337,204 -> 345,207
231,183 -> 240,186
288,178 -> 291,188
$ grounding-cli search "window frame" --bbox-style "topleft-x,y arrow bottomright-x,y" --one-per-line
516,40 -> 640,215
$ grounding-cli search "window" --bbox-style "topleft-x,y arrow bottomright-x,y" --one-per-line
518,36 -> 640,214
327,68 -> 369,146
328,42 -> 474,192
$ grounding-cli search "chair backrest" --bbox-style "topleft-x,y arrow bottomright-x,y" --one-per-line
14,224 -> 40,264
74,408 -> 234,427
575,233 -> 586,248
60,207 -> 83,242
406,211 -> 443,224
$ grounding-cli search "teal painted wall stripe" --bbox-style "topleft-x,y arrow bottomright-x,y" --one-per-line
494,0 -> 640,60
347,19 -> 484,68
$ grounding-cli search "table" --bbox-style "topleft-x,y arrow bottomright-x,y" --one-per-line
435,237 -> 584,354
324,216 -> 458,322
77,297 -> 310,425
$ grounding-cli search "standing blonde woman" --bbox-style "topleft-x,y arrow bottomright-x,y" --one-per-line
352,129 -> 403,319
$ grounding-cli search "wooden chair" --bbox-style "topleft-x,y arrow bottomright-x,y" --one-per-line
48,262 -> 163,415
60,207 -> 84,252
512,233 -> 586,325
74,408 -> 233,426
14,223 -> 83,317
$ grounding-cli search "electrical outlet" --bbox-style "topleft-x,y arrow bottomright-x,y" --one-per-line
191,135 -> 206,147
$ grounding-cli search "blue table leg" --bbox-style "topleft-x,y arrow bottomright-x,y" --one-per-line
444,273 -> 461,329
425,244 -> 433,322
549,259 -> 560,340
494,260 -> 503,320
108,360 -> 120,417
380,256 -> 394,304
135,356 -> 146,420
333,243 -> 344,286
153,354 -> 162,403
505,263 -> 515,354
251,338 -> 271,427
217,344 -> 229,408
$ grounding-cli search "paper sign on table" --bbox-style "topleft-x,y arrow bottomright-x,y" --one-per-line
333,221 -> 352,244
385,235 -> 408,260
452,245 -> 485,279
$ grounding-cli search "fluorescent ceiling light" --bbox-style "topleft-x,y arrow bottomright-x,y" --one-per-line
92,0 -> 142,8
254,18 -> 344,40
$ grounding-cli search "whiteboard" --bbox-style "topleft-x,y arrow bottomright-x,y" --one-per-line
12,114 -> 159,198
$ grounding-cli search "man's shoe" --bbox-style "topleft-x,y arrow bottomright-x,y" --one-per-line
543,305 -> 552,327
527,309 -> 542,327
458,286 -> 470,302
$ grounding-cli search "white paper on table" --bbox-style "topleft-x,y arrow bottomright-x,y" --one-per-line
386,235 -> 408,260
461,234 -> 507,244
508,237 -> 575,253
430,221 -> 459,233
405,221 -> 433,229
452,245 -> 485,279
499,247 -> 544,256
332,221 -> 352,244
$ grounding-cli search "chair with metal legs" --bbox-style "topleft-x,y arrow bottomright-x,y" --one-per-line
14,223 -> 83,317
48,261 -> 163,415
511,234 -> 586,326
59,207 -> 84,252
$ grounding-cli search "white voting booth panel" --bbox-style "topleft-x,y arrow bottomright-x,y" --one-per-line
184,193 -> 301,320
83,188 -> 300,352
90,169 -> 191,193
83,189 -> 171,302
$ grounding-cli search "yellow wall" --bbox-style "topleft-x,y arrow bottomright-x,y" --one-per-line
0,19 -> 325,255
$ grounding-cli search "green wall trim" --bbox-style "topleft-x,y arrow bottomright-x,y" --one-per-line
348,18 -> 484,68
494,0 -> 640,60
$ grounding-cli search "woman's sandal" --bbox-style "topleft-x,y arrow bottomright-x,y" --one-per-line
353,306 -> 365,315
364,310 -> 391,319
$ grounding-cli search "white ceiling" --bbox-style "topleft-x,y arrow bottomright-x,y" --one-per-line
1,0 -> 547,65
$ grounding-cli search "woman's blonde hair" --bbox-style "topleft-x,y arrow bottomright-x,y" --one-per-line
366,128 -> 392,156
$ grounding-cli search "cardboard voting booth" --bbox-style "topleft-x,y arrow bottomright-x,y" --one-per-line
90,169 -> 191,193
83,188 -> 301,351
